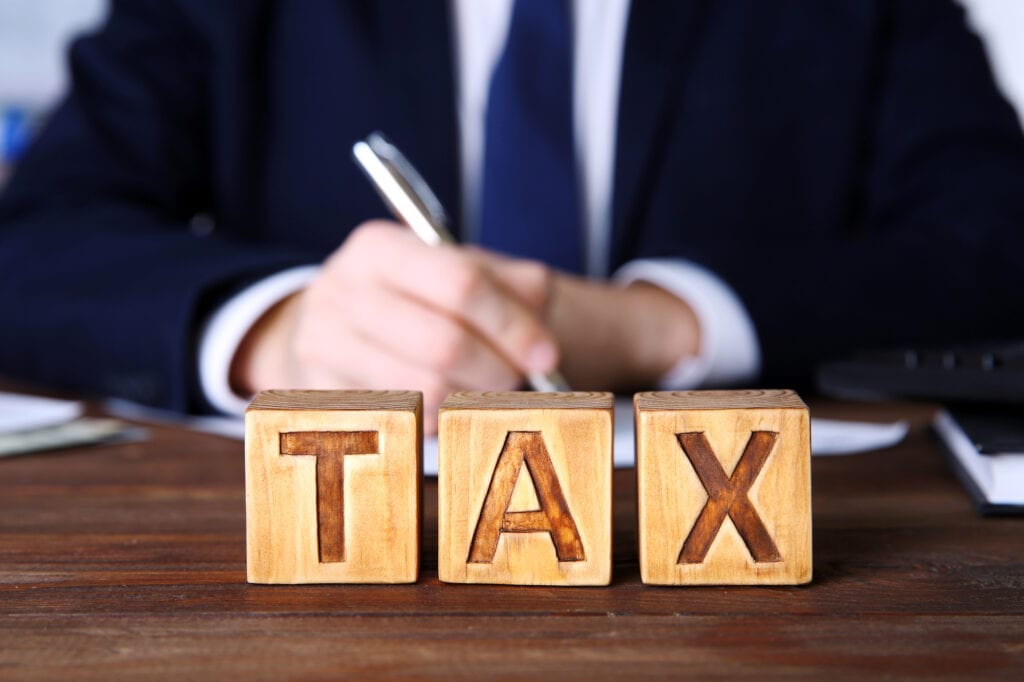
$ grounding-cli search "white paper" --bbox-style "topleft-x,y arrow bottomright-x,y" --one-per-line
106,399 -> 246,440
0,417 -> 142,458
0,391 -> 83,433
106,396 -> 910,475
810,418 -> 909,456
422,397 -> 909,474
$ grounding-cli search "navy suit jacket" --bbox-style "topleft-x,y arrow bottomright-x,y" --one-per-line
2,0 -> 1024,410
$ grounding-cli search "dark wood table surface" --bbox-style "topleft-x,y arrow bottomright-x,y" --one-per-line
1,400 -> 1022,680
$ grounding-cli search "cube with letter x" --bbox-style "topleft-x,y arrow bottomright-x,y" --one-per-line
245,390 -> 422,584
635,390 -> 812,585
438,391 -> 613,586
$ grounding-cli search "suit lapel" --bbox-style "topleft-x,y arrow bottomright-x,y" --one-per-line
372,0 -> 463,238
611,0 -> 715,266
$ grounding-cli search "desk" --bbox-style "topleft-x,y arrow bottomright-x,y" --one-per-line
1,401 -> 1021,680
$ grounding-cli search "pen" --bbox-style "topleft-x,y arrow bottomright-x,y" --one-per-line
352,131 -> 571,392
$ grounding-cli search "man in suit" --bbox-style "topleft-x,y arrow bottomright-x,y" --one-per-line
1,0 -> 1023,433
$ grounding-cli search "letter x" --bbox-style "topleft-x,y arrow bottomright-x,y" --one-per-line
676,431 -> 782,564
280,431 -> 379,563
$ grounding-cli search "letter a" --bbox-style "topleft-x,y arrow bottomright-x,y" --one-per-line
468,431 -> 585,563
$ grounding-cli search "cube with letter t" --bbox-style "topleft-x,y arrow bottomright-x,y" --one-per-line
438,391 -> 613,586
635,390 -> 812,585
245,390 -> 421,584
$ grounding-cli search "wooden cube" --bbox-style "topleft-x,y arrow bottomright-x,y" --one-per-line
438,391 -> 614,586
245,390 -> 421,584
635,390 -> 812,585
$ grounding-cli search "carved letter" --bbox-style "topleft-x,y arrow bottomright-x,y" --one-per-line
676,431 -> 782,564
468,431 -> 585,563
280,431 -> 379,563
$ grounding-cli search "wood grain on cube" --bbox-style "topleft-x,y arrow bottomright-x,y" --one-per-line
245,389 -> 421,584
438,391 -> 613,586
635,390 -> 812,585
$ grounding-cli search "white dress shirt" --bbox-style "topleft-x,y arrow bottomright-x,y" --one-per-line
199,0 -> 760,414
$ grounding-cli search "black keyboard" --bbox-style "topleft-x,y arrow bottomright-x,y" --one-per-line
816,341 -> 1024,405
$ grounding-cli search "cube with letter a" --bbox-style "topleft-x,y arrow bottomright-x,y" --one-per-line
245,390 -> 421,584
635,390 -> 812,585
438,391 -> 613,586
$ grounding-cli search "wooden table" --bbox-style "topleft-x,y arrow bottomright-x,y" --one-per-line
1,401 -> 1022,680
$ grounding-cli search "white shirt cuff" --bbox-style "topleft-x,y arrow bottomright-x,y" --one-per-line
198,265 -> 319,414
613,258 -> 761,389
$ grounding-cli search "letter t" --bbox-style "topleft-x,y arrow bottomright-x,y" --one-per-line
279,431 -> 379,562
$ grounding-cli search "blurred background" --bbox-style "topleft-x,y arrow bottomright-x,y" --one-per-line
1,0 -> 1022,188
0,0 -> 105,186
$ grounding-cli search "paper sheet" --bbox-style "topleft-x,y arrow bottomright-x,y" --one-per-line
420,398 -> 909,474
106,396 -> 909,475
0,391 -> 82,433
0,392 -> 144,457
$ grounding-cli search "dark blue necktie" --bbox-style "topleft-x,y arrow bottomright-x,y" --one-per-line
478,0 -> 583,273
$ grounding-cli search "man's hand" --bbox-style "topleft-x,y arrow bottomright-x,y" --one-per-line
466,250 -> 702,391
231,221 -> 560,433
232,220 -> 701,433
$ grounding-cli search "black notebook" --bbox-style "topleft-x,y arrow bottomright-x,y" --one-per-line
818,341 -> 1024,515
933,408 -> 1024,515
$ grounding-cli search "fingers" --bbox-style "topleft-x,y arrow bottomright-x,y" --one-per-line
294,284 -> 527,433
462,246 -> 553,312
292,315 -> 454,433
326,281 -> 523,391
325,222 -> 560,375
411,257 -> 557,372
254,220 -> 567,434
